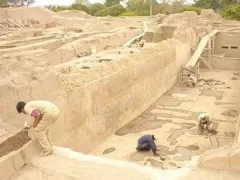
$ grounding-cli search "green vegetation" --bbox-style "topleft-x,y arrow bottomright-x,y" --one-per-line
180,6 -> 203,15
88,3 -> 105,16
46,0 -> 240,20
1,0 -> 239,20
0,0 -> 9,8
120,11 -> 137,16
47,4 -> 89,13
46,0 -> 186,16
223,5 -> 240,20
6,0 -> 35,7
95,4 -> 125,16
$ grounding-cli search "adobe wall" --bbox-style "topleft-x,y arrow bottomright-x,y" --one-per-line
52,41 -> 191,152
0,42 -> 191,153
0,140 -> 40,180
198,143 -> 240,171
214,31 -> 240,57
211,56 -> 240,70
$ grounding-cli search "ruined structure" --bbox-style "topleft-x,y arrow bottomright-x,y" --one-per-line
0,7 -> 240,180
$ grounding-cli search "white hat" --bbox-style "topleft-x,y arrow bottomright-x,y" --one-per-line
199,113 -> 207,119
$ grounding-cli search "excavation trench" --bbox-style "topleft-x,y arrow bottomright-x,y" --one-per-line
0,130 -> 31,158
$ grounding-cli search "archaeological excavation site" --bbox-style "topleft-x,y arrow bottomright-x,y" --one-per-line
1,6 -> 240,180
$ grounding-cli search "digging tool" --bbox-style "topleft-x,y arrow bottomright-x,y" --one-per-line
159,156 -> 166,161
23,121 -> 30,132
155,149 -> 166,161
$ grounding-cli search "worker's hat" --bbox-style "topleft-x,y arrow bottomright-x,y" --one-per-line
199,113 -> 207,119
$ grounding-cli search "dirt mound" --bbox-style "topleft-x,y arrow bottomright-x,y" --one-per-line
173,24 -> 197,44
155,13 -> 167,24
56,10 -> 91,19
200,9 -> 222,23
163,11 -> 200,26
0,7 -> 54,24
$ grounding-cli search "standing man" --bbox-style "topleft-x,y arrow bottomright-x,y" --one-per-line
16,100 -> 60,157
136,134 -> 159,156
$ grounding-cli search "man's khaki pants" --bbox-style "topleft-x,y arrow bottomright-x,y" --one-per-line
34,111 -> 59,152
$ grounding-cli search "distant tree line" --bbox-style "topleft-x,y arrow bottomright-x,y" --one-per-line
0,0 -> 239,20
0,0 -> 35,7
45,0 -> 240,20
181,0 -> 240,20
46,0 -> 188,16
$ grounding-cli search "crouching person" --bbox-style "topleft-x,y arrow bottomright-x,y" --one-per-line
185,74 -> 197,87
16,100 -> 60,157
136,134 -> 159,156
197,112 -> 217,135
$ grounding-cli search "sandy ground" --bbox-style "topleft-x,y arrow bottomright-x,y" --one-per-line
91,70 -> 240,170
181,168 -> 240,180
9,165 -> 240,180
7,146 -> 240,180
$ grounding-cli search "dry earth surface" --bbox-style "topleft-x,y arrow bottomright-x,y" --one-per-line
0,7 -> 240,180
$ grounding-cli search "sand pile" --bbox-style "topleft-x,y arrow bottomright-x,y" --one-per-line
0,7 -> 54,24
173,24 -> 197,44
56,10 -> 91,19
200,9 -> 222,23
162,11 -> 200,26
170,10 -> 219,45
162,13 -> 183,25
155,13 -> 166,24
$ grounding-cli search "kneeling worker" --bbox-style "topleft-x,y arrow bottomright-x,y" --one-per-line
186,74 -> 197,87
198,112 -> 217,134
16,100 -> 60,157
136,134 -> 159,156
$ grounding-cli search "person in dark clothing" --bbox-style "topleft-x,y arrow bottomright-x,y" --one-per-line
136,134 -> 159,156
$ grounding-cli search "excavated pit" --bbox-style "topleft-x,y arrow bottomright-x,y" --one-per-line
91,70 -> 239,170
0,130 -> 31,158
1,8 -> 240,180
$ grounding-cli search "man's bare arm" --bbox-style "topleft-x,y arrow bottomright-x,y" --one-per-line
32,116 -> 41,128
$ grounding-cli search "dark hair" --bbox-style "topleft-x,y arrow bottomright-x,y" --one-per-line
16,101 -> 26,113
152,135 -> 156,141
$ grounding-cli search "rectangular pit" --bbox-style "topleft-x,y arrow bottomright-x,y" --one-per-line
0,131 -> 31,158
